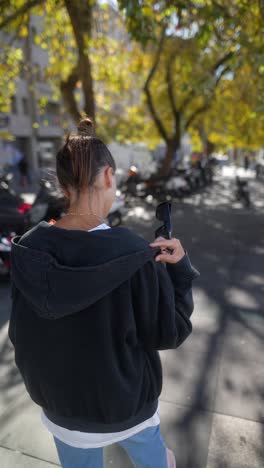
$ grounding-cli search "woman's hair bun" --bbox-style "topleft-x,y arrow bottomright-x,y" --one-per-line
77,117 -> 94,137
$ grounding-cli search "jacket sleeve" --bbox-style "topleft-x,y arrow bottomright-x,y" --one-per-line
131,253 -> 200,350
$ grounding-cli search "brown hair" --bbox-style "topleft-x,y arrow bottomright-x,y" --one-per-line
56,118 -> 116,192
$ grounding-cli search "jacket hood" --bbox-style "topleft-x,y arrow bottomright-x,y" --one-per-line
11,222 -> 158,320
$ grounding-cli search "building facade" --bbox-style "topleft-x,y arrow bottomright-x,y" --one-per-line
0,16 -> 64,173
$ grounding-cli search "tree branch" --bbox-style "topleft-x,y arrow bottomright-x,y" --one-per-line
212,51 -> 233,72
179,88 -> 195,113
0,0 -> 44,30
64,0 -> 95,122
0,1 -> 11,9
166,51 -> 179,122
215,64 -> 230,86
184,63 -> 231,130
60,67 -> 82,123
185,103 -> 210,130
259,0 -> 264,21
211,0 -> 232,19
143,26 -> 169,144
179,51 -> 234,112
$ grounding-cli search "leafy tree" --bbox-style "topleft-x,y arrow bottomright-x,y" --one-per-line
0,0 -> 98,125
0,1 -> 153,144
1,0 -> 263,169
197,63 -> 264,151
119,0 -> 264,173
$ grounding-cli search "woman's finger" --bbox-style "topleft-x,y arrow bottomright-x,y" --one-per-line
150,239 -> 180,250
156,253 -> 177,263
152,237 -> 185,264
150,238 -> 178,246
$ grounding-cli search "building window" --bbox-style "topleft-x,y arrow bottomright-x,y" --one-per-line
31,26 -> 37,41
22,97 -> 29,115
34,63 -> 42,82
11,96 -> 17,114
19,62 -> 26,80
39,102 -> 61,126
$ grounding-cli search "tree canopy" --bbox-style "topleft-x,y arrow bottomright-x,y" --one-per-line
0,0 -> 263,168
118,0 -> 263,169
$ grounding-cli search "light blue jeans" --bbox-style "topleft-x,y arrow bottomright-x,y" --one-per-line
54,425 -> 169,468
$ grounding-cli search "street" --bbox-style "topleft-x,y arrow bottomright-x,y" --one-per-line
0,174 -> 264,468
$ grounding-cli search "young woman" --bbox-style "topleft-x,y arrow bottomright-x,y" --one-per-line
9,118 -> 199,468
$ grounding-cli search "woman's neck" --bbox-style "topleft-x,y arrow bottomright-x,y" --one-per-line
53,215 -> 105,231
54,190 -> 106,231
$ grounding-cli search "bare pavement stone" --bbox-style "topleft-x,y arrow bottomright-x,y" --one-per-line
206,413 -> 264,468
0,447 -> 58,468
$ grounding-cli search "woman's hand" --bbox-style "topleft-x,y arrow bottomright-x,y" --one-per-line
150,237 -> 185,264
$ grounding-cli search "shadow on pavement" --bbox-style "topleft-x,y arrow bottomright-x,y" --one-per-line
124,181 -> 264,468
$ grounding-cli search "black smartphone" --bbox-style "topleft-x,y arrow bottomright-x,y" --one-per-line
155,202 -> 172,239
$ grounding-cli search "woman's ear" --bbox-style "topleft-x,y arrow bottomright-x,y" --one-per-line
104,166 -> 114,189
62,187 -> 71,199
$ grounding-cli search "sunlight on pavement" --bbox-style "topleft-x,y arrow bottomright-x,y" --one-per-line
180,172 -> 264,211
225,287 -> 259,309
245,274 -> 263,287
126,205 -> 154,221
222,166 -> 256,179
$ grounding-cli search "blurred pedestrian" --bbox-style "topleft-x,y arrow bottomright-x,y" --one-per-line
11,146 -> 23,187
244,154 -> 250,171
18,154 -> 30,188
9,118 -> 199,468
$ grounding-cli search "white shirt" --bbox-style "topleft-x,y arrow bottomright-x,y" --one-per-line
41,223 -> 159,448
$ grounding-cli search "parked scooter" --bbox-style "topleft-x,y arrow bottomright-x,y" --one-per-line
0,167 -> 14,188
139,175 -> 168,201
235,176 -> 251,208
29,178 -> 67,225
164,175 -> 189,198
107,192 -> 127,227
120,166 -> 146,203
175,167 -> 197,192
0,171 -> 32,234
0,233 -> 13,280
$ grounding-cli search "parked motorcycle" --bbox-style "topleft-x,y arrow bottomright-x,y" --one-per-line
0,172 -> 32,234
29,178 -> 67,225
0,233 -> 13,280
0,167 -> 14,188
165,174 -> 190,198
139,176 -> 168,200
175,167 -> 197,192
107,192 -> 127,227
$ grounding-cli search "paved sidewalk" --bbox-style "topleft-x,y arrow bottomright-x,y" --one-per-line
0,177 -> 263,467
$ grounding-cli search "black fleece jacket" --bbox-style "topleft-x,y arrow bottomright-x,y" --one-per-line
9,221 -> 199,433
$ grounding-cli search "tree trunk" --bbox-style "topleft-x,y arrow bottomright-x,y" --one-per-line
64,0 -> 96,123
60,68 -> 82,123
206,139 -> 215,156
79,52 -> 95,122
157,118 -> 181,177
157,140 -> 180,177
